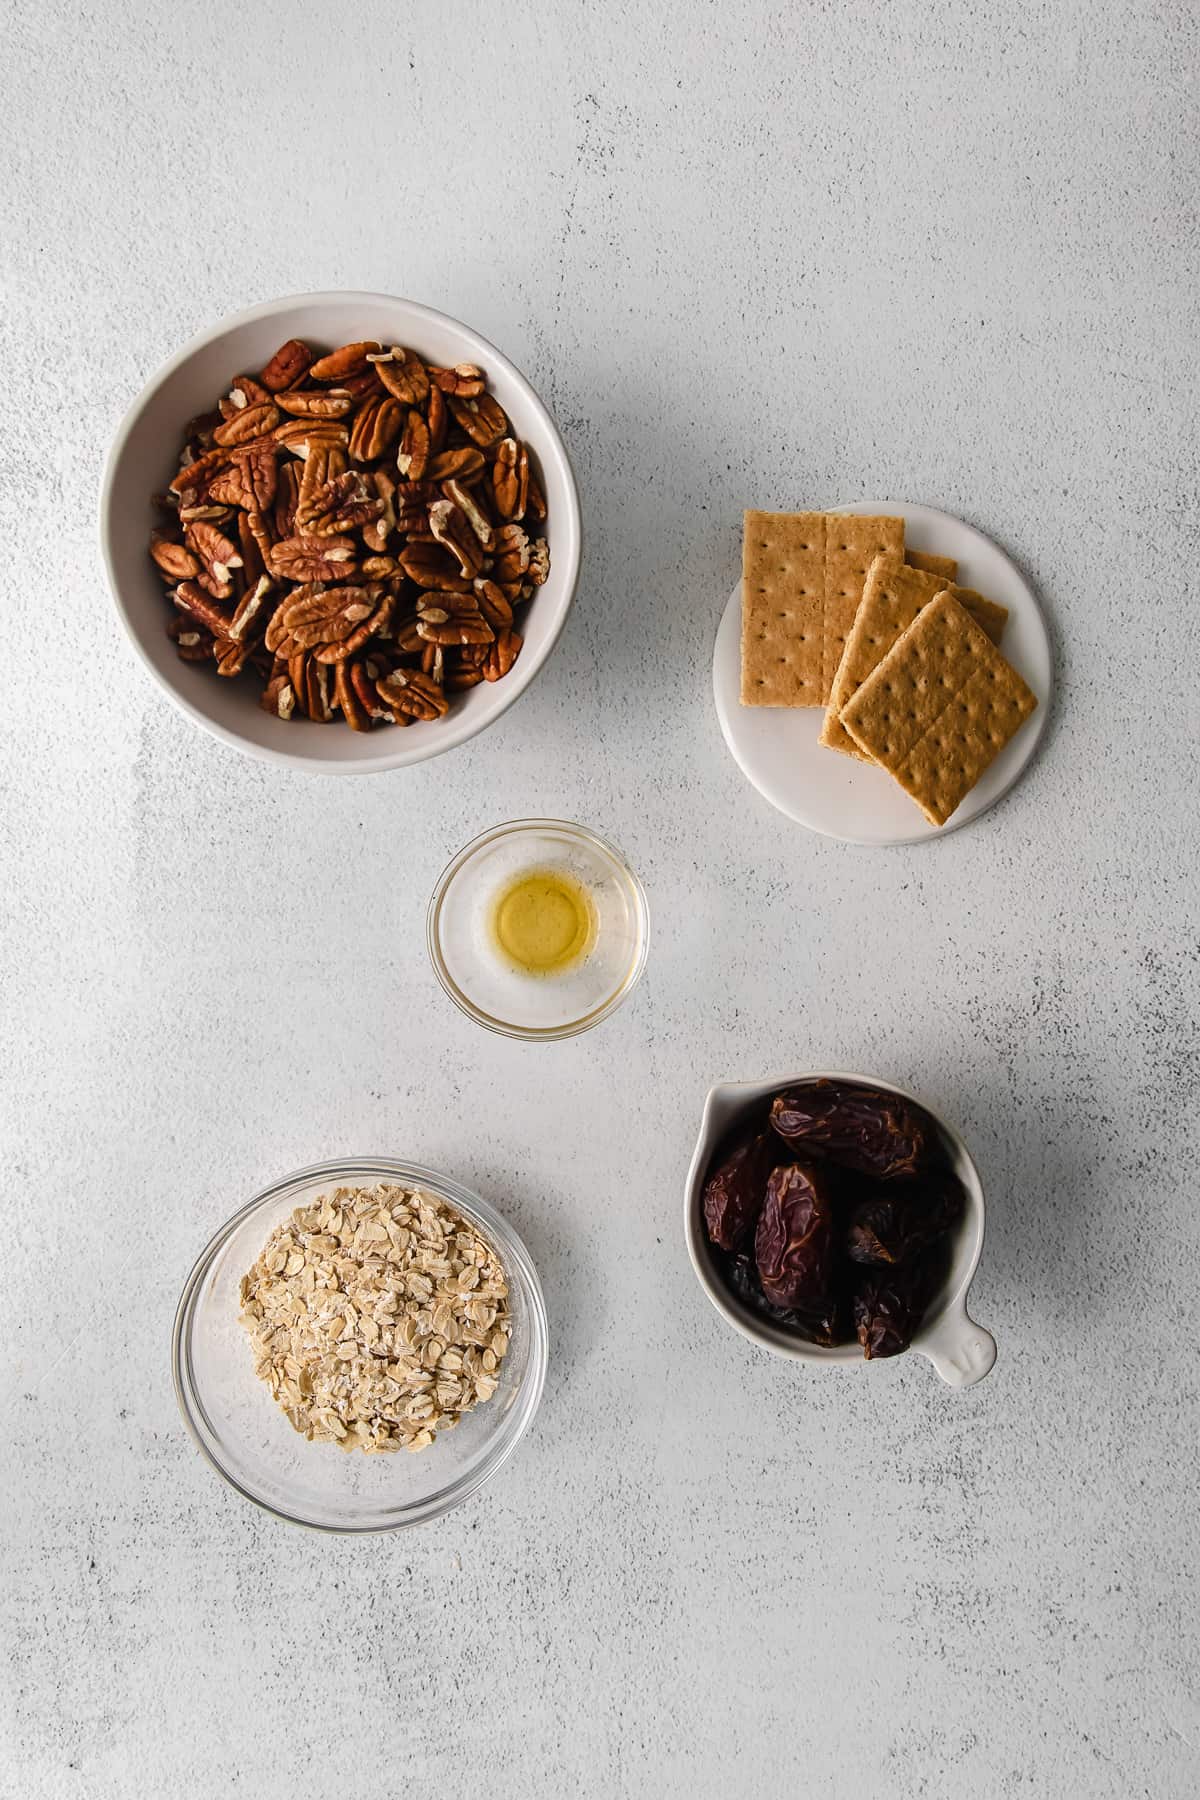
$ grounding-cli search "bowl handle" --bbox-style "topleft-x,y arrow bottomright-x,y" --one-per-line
915,1302 -> 997,1389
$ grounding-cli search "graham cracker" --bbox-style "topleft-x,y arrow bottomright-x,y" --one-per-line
839,591 -> 1037,827
741,511 -> 904,706
907,550 -> 957,580
819,558 -> 1009,757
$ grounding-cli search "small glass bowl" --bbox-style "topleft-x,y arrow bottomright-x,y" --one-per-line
173,1158 -> 547,1532
427,819 -> 649,1041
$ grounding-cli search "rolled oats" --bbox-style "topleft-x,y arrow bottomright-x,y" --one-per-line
238,1182 -> 511,1454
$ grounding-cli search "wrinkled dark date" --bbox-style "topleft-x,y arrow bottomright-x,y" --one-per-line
853,1257 -> 942,1359
702,1132 -> 774,1251
725,1252 -> 847,1347
770,1080 -> 933,1180
845,1169 -> 965,1265
754,1161 -> 835,1309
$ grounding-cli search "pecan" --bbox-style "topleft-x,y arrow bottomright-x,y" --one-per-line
428,446 -> 484,483
374,667 -> 449,721
338,370 -> 385,402
395,484 -> 432,537
186,519 -> 242,585
361,469 -> 396,553
236,512 -> 265,584
349,658 -> 393,721
173,579 -> 235,639
313,586 -> 395,664
528,537 -> 550,586
416,591 -> 493,647
209,441 -> 277,512
149,530 -> 200,582
261,670 -> 297,718
273,461 -> 301,537
308,341 -> 382,381
289,653 -> 335,722
445,664 -> 485,691
398,542 -> 469,590
397,408 -> 430,481
360,554 -> 399,578
275,584 -> 377,653
226,374 -> 273,410
212,402 -> 280,447
228,574 -> 274,643
484,626 -> 523,682
177,503 -> 233,524
371,347 -> 430,405
334,659 -> 372,731
268,535 -> 358,583
170,446 -> 229,499
442,478 -> 494,549
492,438 -> 529,521
430,363 -> 486,398
474,578 -> 513,631
274,419 -> 349,458
167,614 -> 214,661
491,522 -> 531,584
300,471 -> 384,539
214,635 -> 252,677
427,385 -> 448,452
348,394 -> 404,462
259,338 -> 314,392
429,499 -> 486,577
447,392 -> 507,447
526,465 -> 547,521
275,388 -> 355,419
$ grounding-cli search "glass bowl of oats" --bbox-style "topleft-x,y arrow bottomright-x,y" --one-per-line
172,1158 -> 547,1531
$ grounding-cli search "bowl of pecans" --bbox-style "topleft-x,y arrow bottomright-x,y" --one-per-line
173,1157 -> 548,1531
101,293 -> 581,771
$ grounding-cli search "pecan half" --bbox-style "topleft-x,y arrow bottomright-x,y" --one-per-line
484,626 -> 523,681
185,520 -> 243,592
275,584 -> 377,653
228,574 -> 274,643
313,586 -> 395,664
173,579 -> 235,639
348,394 -> 404,462
226,374 -> 273,411
274,419 -> 350,458
371,347 -> 430,405
272,461 -> 301,537
209,441 -> 277,512
492,438 -> 529,521
447,392 -> 507,447
442,478 -> 494,549
167,614 -> 214,661
428,499 -> 485,577
398,541 -> 469,590
491,523 -> 531,583
149,530 -> 201,582
275,388 -> 355,419
212,402 -> 280,447
416,591 -> 493,647
308,341 -> 382,381
260,670 -> 297,717
374,667 -> 449,721
397,408 -> 430,481
427,446 -> 484,483
260,339 -> 314,392
474,578 -> 514,631
430,363 -> 486,398
268,535 -> 358,583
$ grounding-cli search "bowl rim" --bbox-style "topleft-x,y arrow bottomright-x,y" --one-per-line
426,817 -> 650,1041
172,1155 -> 548,1532
100,290 -> 582,775
684,1070 -> 988,1367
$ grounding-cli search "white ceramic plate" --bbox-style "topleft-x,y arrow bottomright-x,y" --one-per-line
101,292 -> 581,775
713,501 -> 1052,844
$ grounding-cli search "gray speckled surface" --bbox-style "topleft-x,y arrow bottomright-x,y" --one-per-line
2,1 -> 1199,1794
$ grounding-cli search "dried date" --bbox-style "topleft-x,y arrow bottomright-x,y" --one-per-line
770,1080 -> 933,1180
845,1169 -> 965,1266
853,1255 -> 943,1359
753,1161 -> 835,1310
701,1132 -> 773,1252
725,1252 -> 847,1348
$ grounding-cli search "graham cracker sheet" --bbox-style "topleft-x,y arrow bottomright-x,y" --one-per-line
839,591 -> 1038,827
820,558 -> 1009,757
741,511 -> 904,706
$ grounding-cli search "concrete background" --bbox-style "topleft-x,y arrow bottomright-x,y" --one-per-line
2,1 -> 1198,1795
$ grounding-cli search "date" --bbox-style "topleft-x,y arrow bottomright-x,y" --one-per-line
853,1256 -> 942,1359
845,1169 -> 965,1265
770,1080 -> 933,1180
754,1161 -> 835,1310
702,1132 -> 774,1252
725,1252 -> 847,1348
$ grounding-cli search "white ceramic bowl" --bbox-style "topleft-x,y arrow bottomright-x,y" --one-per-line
100,292 -> 582,773
684,1071 -> 997,1387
